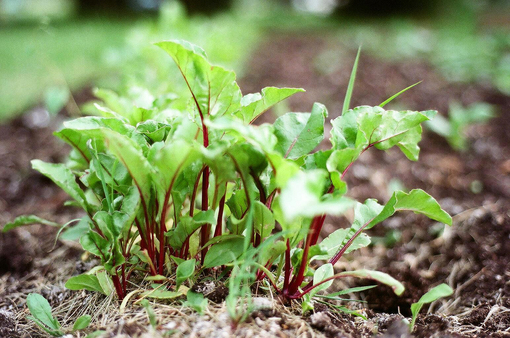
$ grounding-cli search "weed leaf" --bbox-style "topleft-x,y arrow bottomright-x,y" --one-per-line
26,293 -> 61,332
3,215 -> 59,232
410,283 -> 453,330
73,315 -> 92,331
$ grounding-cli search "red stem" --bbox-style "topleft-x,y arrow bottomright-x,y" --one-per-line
282,239 -> 292,297
134,219 -> 148,251
121,264 -> 127,294
200,166 -> 210,265
111,273 -> 125,299
190,166 -> 206,217
214,193 -> 226,238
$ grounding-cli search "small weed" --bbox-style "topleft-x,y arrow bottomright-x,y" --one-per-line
26,293 -> 91,337
426,101 -> 496,151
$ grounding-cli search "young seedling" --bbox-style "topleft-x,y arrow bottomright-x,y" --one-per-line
426,101 -> 495,151
409,283 -> 453,331
26,293 -> 91,337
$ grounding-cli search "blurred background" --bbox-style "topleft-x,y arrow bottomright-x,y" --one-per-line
0,0 -> 509,121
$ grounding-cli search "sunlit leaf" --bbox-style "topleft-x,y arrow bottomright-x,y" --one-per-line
274,103 -> 327,159
237,87 -> 304,123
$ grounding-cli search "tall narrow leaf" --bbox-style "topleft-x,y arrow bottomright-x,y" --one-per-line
379,81 -> 422,108
342,47 -> 361,115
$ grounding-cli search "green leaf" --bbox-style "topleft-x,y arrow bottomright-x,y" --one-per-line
203,237 -> 245,268
27,316 -> 64,337
60,217 -> 90,241
155,40 -> 241,119
410,284 -> 453,330
237,87 -> 304,123
335,270 -> 405,296
320,285 -> 377,298
313,228 -> 371,261
426,101 -> 496,151
176,259 -> 196,287
342,47 -> 361,115
274,102 -> 327,159
310,263 -> 334,297
328,107 -> 437,175
101,129 -> 153,206
149,139 -> 198,205
324,199 -> 383,263
279,169 -> 354,223
3,215 -> 59,232
55,117 -> 137,165
26,293 -> 61,331
253,201 -> 275,239
96,270 -> 114,296
119,186 -> 141,236
73,315 -> 91,331
379,81 -> 422,108
80,231 -> 110,259
186,290 -> 208,315
31,160 -> 90,212
167,211 -> 215,249
369,189 -> 452,228
65,274 -> 106,295
258,240 -> 286,266
141,289 -> 183,299
89,152 -> 131,194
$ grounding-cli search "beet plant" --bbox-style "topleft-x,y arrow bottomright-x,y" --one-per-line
4,40 -> 452,309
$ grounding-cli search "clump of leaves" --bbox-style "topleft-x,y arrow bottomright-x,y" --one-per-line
4,39 -> 451,317
426,101 -> 495,151
26,293 -> 90,337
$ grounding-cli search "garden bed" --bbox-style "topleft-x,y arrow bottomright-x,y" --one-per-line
1,33 -> 509,337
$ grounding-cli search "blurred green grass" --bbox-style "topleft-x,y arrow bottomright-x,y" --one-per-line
0,18 -> 135,121
1,0 -> 507,122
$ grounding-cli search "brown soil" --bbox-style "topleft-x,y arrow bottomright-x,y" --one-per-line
1,33 -> 509,337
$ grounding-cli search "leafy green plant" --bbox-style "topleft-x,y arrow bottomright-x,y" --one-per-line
4,40 -> 451,314
410,283 -> 453,331
426,101 -> 495,151
26,293 -> 91,337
